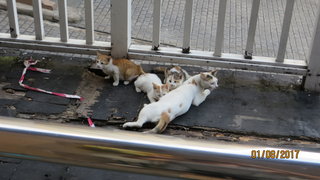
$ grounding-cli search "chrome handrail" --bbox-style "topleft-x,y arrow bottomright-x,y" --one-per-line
0,116 -> 319,179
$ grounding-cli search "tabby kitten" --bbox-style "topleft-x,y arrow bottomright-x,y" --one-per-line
95,52 -> 144,86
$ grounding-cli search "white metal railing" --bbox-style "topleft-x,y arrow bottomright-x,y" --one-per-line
152,0 -> 161,50
6,0 -> 19,38
32,0 -> 44,40
213,0 -> 227,57
182,0 -> 193,53
58,0 -> 68,42
0,0 -> 319,91
276,0 -> 295,63
84,0 -> 94,44
244,0 -> 260,59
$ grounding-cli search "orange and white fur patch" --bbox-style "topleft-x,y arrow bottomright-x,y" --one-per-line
134,73 -> 170,103
95,52 -> 144,86
123,70 -> 218,133
164,66 -> 191,90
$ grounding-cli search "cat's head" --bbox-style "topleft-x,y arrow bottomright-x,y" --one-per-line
165,74 -> 184,90
199,70 -> 218,90
152,83 -> 170,101
165,66 -> 185,90
95,52 -> 112,69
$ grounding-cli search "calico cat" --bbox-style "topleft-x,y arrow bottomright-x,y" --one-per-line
123,70 -> 218,133
184,70 -> 218,90
154,66 -> 191,90
134,73 -> 170,103
95,52 -> 144,86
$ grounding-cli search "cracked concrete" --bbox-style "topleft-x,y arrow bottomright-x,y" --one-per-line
0,48 -> 319,179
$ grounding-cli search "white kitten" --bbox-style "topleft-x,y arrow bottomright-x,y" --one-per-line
134,73 -> 170,103
123,70 -> 218,133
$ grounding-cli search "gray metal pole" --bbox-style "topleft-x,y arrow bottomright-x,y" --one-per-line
0,116 -> 319,179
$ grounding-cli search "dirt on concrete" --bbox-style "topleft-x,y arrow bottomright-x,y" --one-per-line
0,49 -> 319,151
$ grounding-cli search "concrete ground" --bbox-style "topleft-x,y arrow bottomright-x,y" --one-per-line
0,0 -> 320,179
1,48 -> 319,139
1,48 -> 320,179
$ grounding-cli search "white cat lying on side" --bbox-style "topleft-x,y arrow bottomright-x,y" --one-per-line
134,73 -> 170,103
123,70 -> 218,133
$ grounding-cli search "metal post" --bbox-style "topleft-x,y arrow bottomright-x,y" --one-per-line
214,0 -> 227,57
85,0 -> 94,45
111,0 -> 132,59
32,0 -> 45,40
6,0 -> 19,38
0,116 -> 319,179
276,0 -> 295,62
304,4 -> 320,92
244,0 -> 260,59
152,0 -> 161,50
58,0 -> 69,42
182,0 -> 193,53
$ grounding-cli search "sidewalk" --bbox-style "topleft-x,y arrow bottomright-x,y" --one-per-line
0,0 -> 319,60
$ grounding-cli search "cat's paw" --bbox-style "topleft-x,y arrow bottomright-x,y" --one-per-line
104,75 -> 111,79
122,122 -> 130,128
113,82 -> 119,86
123,122 -> 139,128
124,81 -> 130,85
204,89 -> 211,96
135,87 -> 141,92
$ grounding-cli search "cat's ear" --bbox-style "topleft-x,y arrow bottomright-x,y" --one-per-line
152,83 -> 158,89
165,68 -> 170,75
96,51 -> 102,56
174,66 -> 181,71
192,79 -> 198,86
211,70 -> 218,76
200,72 -> 206,79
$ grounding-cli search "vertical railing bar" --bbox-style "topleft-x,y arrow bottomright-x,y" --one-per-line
276,0 -> 295,62
111,0 -> 132,58
32,0 -> 45,40
244,0 -> 260,59
85,0 -> 94,45
58,0 -> 69,42
6,0 -> 20,38
182,0 -> 193,53
303,4 -> 320,92
152,0 -> 161,50
214,0 -> 227,57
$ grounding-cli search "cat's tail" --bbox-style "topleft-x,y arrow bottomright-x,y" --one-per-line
144,112 -> 170,134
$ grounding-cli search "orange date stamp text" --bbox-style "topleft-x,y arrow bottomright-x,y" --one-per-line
251,149 -> 300,159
